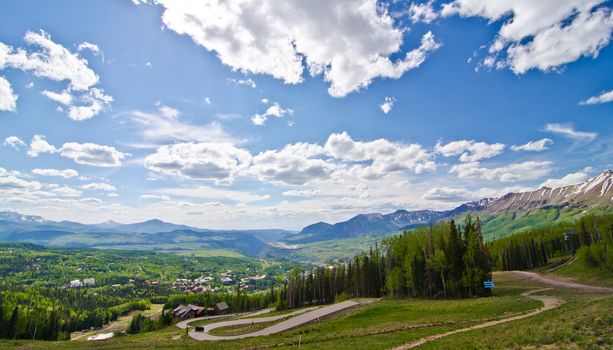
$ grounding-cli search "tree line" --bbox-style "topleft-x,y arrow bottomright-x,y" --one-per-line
489,213 -> 612,271
280,215 -> 492,309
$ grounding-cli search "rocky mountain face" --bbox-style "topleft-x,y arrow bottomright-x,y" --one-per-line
484,170 -> 613,213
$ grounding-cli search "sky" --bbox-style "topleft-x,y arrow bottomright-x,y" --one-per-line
0,0 -> 612,230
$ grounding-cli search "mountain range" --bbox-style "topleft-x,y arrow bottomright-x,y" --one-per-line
0,169 -> 611,255
285,169 -> 613,243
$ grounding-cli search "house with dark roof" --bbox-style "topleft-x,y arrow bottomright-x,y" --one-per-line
172,304 -> 205,319
214,301 -> 229,315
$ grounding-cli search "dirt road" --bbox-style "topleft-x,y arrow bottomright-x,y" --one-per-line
391,288 -> 564,350
511,270 -> 613,293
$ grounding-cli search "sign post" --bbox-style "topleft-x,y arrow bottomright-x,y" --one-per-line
483,280 -> 495,296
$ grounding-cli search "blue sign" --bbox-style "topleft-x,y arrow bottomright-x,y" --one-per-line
483,280 -> 495,289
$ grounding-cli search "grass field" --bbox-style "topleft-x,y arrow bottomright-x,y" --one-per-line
1,268 -> 610,349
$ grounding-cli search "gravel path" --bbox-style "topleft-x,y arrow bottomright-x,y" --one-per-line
187,300 -> 362,341
511,270 -> 613,293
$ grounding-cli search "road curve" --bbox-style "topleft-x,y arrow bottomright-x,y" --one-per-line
188,300 -> 362,341
510,270 -> 613,293
176,308 -> 275,330
391,288 -> 564,350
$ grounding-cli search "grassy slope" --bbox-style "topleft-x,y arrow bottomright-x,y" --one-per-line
479,206 -> 613,240
2,271 -> 610,349
0,273 -> 548,349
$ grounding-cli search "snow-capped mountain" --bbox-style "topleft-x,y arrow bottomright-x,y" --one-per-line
0,211 -> 48,224
485,170 -> 613,213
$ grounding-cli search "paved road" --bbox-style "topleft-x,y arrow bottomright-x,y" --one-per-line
188,300 -> 363,340
176,309 -> 273,330
392,288 -> 564,350
511,270 -> 613,293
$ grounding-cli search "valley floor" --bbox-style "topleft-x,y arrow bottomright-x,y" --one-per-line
1,269 -> 611,350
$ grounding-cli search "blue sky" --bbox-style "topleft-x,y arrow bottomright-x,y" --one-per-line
0,0 -> 612,229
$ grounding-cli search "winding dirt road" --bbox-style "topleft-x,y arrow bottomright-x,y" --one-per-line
391,288 -> 563,350
510,270 -> 613,293
391,271 -> 612,349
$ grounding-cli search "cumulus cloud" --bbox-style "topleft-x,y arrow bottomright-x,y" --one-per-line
27,135 -> 57,157
251,101 -> 293,125
324,132 -> 436,178
144,142 -> 251,185
59,142 -> 127,167
81,182 -> 117,192
145,0 -> 440,97
435,140 -> 505,162
251,143 -> 335,185
408,1 -> 439,24
32,168 -> 79,178
443,0 -> 613,74
379,97 -> 395,114
511,138 -> 553,152
579,89 -> 613,105
0,76 -> 18,111
449,161 -> 553,182
540,171 -> 590,188
3,136 -> 26,150
543,123 -> 597,141
0,30 -> 111,119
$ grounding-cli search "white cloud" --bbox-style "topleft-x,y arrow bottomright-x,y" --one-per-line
52,186 -> 82,197
144,142 -> 251,185
511,138 -> 553,152
282,189 -> 323,198
422,185 -> 532,202
540,171 -> 590,188
0,30 -> 111,119
81,182 -> 117,192
543,123 -> 597,141
3,136 -> 26,150
204,97 -> 212,104
157,103 -> 180,118
157,185 -> 269,203
580,89 -> 613,105
32,168 -> 79,178
421,187 -> 472,201
139,194 -> 170,201
0,76 -> 17,111
41,89 -> 73,105
324,131 -> 436,178
409,1 -> 439,24
250,143 -> 334,185
59,142 -> 127,167
77,42 -> 101,56
228,78 -> 257,88
27,135 -> 57,157
442,0 -> 613,74
449,161 -> 553,182
148,0 -> 439,97
435,140 -> 505,162
0,172 -> 42,191
251,102 -> 293,125
379,96 -> 395,114
127,105 -> 236,145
